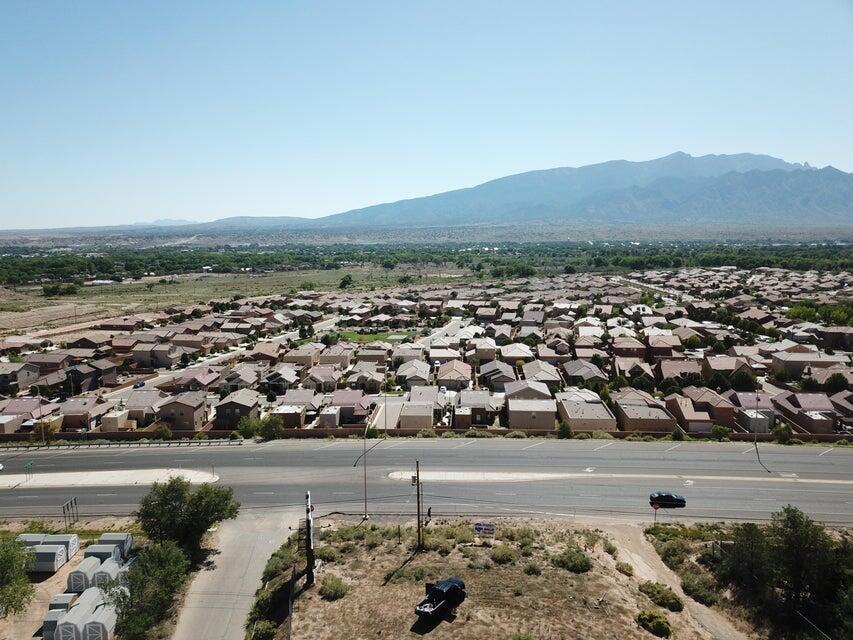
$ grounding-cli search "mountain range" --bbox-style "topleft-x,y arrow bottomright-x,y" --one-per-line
188,151 -> 852,231
4,152 -> 852,239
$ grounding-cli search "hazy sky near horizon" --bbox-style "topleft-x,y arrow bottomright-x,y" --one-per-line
1,1 -> 852,229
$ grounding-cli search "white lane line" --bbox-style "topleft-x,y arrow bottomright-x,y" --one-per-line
333,491 -> 354,495
741,447 -> 755,454
453,441 -> 475,449
383,442 -> 403,449
818,448 -> 834,457
579,494 -> 601,498
253,491 -> 276,495
522,441 -> 545,451
96,493 -> 117,497
664,444 -> 681,452
174,459 -> 192,462
495,492 -> 517,496
314,443 -> 338,451
593,442 -> 614,452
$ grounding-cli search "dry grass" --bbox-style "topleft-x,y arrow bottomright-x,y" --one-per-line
290,519 -> 708,640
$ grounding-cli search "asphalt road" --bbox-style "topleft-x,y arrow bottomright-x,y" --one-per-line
2,439 -> 852,525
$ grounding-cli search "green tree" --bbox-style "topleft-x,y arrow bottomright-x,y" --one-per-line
106,542 -> 189,640
136,477 -> 240,553
824,372 -> 849,394
730,369 -> 756,392
339,274 -> 354,289
258,416 -> 283,441
0,538 -> 34,618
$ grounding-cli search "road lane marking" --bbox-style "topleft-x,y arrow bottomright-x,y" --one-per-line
495,492 -> 517,496
593,442 -> 614,452
664,444 -> 681,452
314,443 -> 338,450
383,442 -> 403,449
579,494 -> 600,498
389,470 -> 853,485
585,467 -> 595,473
96,493 -> 117,497
522,441 -> 545,450
453,441 -> 475,449
253,492 -> 276,495
741,447 -> 755,454
333,491 -> 354,495
818,448 -> 834,457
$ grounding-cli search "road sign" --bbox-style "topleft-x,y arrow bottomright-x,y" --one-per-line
652,504 -> 660,511
473,522 -> 496,537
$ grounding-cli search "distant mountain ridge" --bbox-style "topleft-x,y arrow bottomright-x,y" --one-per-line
4,152 -> 851,235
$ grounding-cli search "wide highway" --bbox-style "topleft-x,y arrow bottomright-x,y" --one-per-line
2,438 -> 852,525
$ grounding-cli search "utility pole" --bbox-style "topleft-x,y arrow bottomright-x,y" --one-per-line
415,460 -> 423,550
305,491 -> 315,587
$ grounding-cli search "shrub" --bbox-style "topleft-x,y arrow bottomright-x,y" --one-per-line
680,571 -> 719,605
319,575 -> 348,601
464,429 -> 495,438
229,430 -> 242,440
416,428 -> 437,438
711,425 -> 731,442
523,561 -> 541,576
551,547 -> 592,573
505,430 -> 528,439
616,561 -> 634,576
192,431 -> 208,440
655,539 -> 691,570
258,417 -> 283,441
440,430 -> 461,438
575,432 -> 591,440
153,424 -> 173,441
636,609 -> 671,638
603,540 -> 618,556
591,431 -> 614,439
490,545 -> 518,565
772,421 -> 794,445
314,546 -> 338,563
556,422 -> 573,439
639,581 -> 683,612
671,427 -> 685,441
511,634 -> 535,640
252,620 -> 278,640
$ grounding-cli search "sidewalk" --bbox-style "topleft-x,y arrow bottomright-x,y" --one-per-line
172,508 -> 302,640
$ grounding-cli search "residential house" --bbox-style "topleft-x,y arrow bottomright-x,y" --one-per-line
124,389 -> 169,427
478,360 -> 516,392
305,365 -> 343,392
214,389 -> 261,429
611,388 -> 677,432
770,351 -> 849,379
59,398 -> 115,431
562,360 -> 607,386
398,402 -> 433,430
772,392 -> 837,434
555,388 -> 617,431
664,394 -> 713,433
506,398 -> 557,430
504,380 -> 552,400
436,360 -> 472,391
159,392 -> 209,431
0,363 -> 40,395
681,386 -> 736,428
721,391 -> 776,433
396,360 -> 431,390
521,360 -> 562,391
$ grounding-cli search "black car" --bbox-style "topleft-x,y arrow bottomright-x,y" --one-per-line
649,492 -> 686,509
415,578 -> 466,617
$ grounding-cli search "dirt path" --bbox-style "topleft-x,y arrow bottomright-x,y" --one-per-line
604,523 -> 754,640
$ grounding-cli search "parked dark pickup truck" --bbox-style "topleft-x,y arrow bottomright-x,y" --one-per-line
415,578 -> 466,617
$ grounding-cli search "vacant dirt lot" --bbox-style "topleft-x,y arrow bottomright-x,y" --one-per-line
289,518 -> 756,640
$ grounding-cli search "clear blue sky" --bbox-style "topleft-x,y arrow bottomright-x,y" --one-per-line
1,1 -> 852,229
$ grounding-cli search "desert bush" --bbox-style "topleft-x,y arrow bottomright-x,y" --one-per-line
615,561 -> 634,576
416,428 -> 437,438
490,545 -> 518,565
440,430 -> 461,438
636,609 -> 671,638
314,546 -> 338,563
505,430 -> 528,438
319,575 -> 348,601
680,571 -> 719,605
639,581 -> 683,612
523,561 -> 541,576
575,432 -> 591,440
655,539 -> 691,570
603,540 -> 618,556
551,547 -> 592,573
556,421 -> 573,439
464,429 -> 495,438
252,620 -> 278,640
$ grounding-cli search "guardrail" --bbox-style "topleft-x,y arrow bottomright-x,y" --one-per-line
0,439 -> 243,451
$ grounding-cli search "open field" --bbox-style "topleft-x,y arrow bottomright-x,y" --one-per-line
287,517 -> 753,640
0,266 -> 467,336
